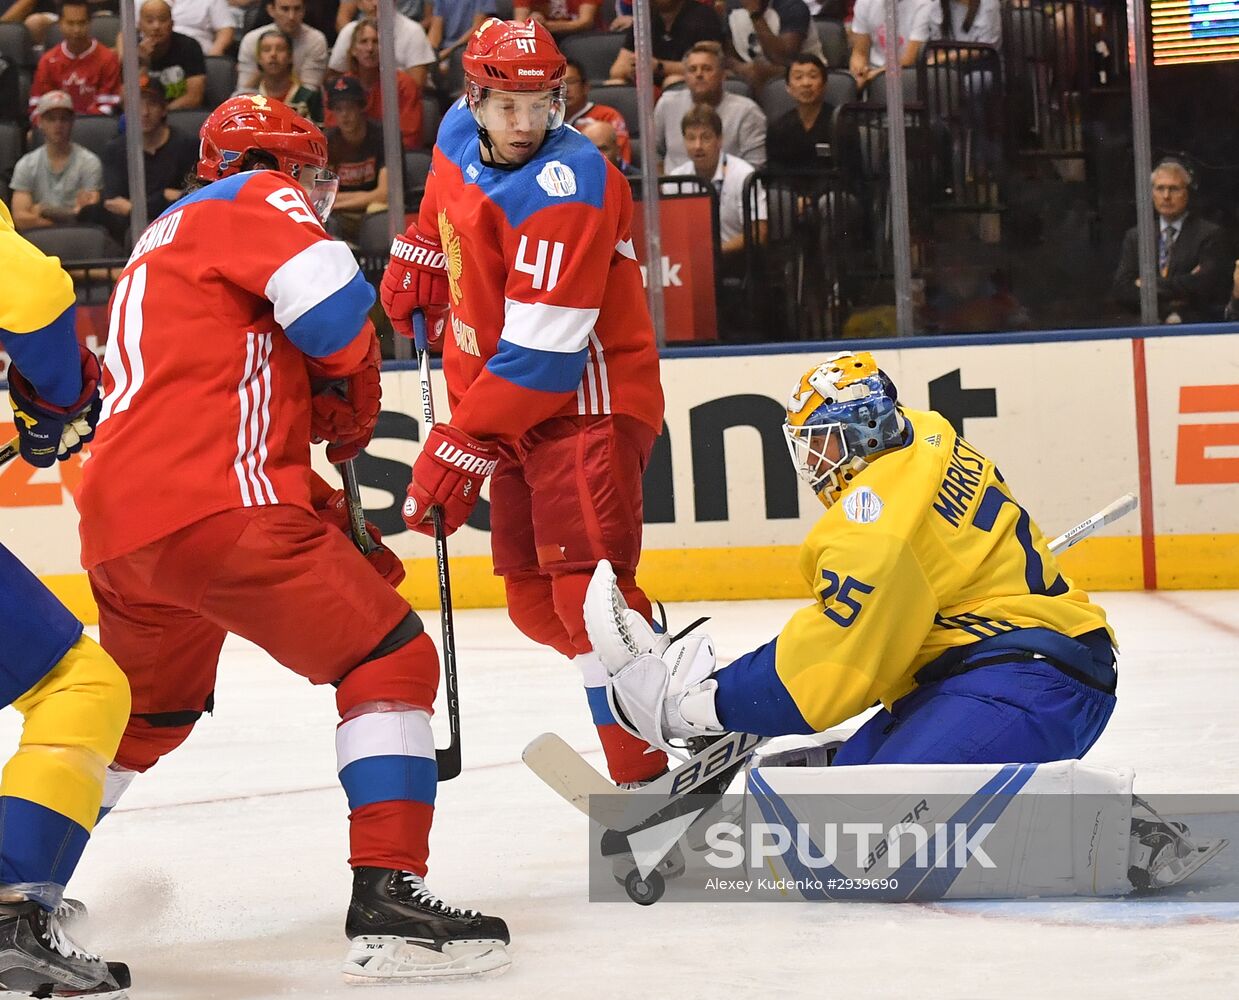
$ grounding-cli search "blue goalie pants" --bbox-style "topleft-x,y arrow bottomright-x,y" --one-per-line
831,658 -> 1117,767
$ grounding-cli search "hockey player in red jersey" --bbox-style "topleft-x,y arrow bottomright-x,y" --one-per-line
75,95 -> 510,982
380,18 -> 668,787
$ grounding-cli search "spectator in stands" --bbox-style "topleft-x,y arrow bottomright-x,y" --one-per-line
849,0 -> 937,92
653,40 -> 765,171
563,57 -> 631,166
579,117 -> 634,175
100,76 -> 197,239
1224,260 -> 1239,320
8,90 -> 103,231
437,0 -> 494,74
135,0 -> 208,108
323,74 -> 389,244
608,0 -> 723,87
235,28 -> 324,122
330,0 -> 436,87
670,102 -> 765,257
236,0 -> 329,89
324,21 -> 423,149
29,0 -> 122,119
931,0 -> 1000,45
514,0 -> 598,40
767,53 -> 832,172
725,0 -> 824,91
1111,159 -> 1231,324
338,0 -> 441,49
132,0 -> 235,55
4,0 -> 58,48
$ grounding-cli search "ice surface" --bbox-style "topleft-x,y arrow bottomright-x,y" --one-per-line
4,591 -> 1238,999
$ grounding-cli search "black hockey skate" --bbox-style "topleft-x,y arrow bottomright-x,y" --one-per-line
342,868 -> 510,982
0,901 -> 129,999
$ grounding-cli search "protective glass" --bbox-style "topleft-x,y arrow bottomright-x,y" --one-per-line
297,164 -> 339,222
469,84 -> 567,134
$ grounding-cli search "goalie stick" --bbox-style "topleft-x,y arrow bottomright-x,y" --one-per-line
0,435 -> 18,468
522,491 -> 1140,830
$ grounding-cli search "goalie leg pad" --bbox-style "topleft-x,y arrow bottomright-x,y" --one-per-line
747,759 -> 1137,897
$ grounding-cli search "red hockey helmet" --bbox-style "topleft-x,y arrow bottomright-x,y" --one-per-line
197,94 -> 338,219
462,18 -> 567,131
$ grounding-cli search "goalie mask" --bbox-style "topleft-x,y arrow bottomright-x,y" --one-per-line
198,95 -> 338,221
462,18 -> 567,146
783,352 -> 906,508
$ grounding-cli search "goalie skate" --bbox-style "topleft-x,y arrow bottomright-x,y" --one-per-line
1127,806 -> 1229,892
342,868 -> 510,983
0,901 -> 129,999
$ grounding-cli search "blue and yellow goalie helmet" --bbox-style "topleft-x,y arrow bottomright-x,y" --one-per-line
783,352 -> 906,508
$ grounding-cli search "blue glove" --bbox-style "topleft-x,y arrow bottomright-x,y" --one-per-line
7,345 -> 103,467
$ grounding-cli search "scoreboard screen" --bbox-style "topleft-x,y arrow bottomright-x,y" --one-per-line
1152,1 -> 1239,64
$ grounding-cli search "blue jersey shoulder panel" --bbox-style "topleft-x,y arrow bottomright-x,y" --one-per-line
157,171 -> 257,219
439,100 -> 608,228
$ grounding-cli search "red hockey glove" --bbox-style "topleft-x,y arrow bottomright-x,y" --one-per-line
403,423 -> 498,537
310,330 -> 381,463
6,345 -> 102,468
317,487 -> 407,587
381,230 -> 449,342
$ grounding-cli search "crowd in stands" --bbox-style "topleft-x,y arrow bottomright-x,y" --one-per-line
4,0 -> 1227,340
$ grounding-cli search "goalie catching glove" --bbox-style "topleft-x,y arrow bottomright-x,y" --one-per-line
584,560 -> 722,759
403,423 -> 498,536
381,230 -> 449,342
310,326 -> 381,463
6,344 -> 102,468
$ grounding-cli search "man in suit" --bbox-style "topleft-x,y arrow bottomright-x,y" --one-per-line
1112,160 -> 1231,323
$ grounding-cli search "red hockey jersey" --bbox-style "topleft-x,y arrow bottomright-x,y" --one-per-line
76,170 -> 376,568
30,41 -> 122,118
413,98 -> 663,444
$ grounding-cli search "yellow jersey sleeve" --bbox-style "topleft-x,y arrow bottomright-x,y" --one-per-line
0,199 -> 76,334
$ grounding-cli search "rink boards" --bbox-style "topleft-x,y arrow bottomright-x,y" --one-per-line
2,325 -> 1237,621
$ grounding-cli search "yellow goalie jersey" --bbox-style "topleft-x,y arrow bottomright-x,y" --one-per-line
715,407 -> 1114,735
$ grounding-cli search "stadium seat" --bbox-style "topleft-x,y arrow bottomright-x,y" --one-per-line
358,210 -> 392,256
422,96 -> 441,147
592,83 -> 637,138
90,14 -> 121,48
758,78 -> 795,122
404,149 -> 431,196
816,20 -> 848,70
204,55 -> 236,109
560,32 -> 625,83
823,70 -> 857,111
862,69 -> 919,106
723,77 -> 752,99
168,107 -> 211,139
23,223 -> 111,263
0,23 -> 34,70
0,120 -> 22,184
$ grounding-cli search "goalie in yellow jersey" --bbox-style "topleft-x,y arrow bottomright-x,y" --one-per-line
1,199 -> 131,997
595,350 -> 1118,767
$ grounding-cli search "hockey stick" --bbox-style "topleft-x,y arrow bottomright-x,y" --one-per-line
1047,492 -> 1138,555
335,459 -> 375,554
0,435 -> 19,468
523,492 -> 1142,825
412,310 -> 462,782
